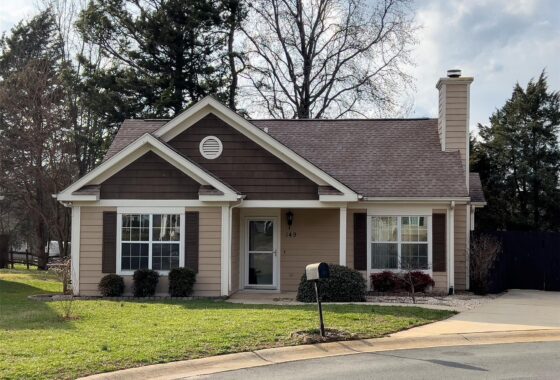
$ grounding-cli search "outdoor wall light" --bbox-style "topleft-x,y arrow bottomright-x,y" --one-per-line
286,210 -> 294,228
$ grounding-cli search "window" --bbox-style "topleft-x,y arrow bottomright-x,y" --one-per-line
370,216 -> 430,270
118,212 -> 183,274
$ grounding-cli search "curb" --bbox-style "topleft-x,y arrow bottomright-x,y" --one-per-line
79,329 -> 560,380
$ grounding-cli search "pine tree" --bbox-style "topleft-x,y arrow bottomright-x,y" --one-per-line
77,0 -> 234,118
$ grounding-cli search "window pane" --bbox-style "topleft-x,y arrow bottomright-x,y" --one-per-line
372,217 -> 398,242
249,221 -> 273,251
401,216 -> 427,242
153,214 -> 180,242
152,243 -> 180,271
401,243 -> 428,269
121,243 -> 149,270
371,243 -> 398,269
122,214 -> 149,242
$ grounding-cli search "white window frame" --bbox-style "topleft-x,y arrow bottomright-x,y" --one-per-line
367,215 -> 432,275
117,207 -> 185,276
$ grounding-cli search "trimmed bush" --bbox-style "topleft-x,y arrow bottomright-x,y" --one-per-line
168,268 -> 197,297
370,271 -> 400,292
133,269 -> 159,297
98,274 -> 125,297
296,263 -> 366,302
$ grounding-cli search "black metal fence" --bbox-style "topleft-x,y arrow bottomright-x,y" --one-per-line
481,231 -> 560,293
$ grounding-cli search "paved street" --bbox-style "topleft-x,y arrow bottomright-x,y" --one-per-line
197,342 -> 560,380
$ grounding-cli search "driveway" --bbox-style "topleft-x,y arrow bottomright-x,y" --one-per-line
394,289 -> 560,337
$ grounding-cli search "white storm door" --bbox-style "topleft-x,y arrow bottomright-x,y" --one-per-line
245,218 -> 278,288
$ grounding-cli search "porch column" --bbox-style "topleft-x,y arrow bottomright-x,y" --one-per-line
220,205 -> 231,296
71,206 -> 81,296
447,202 -> 455,294
339,207 -> 347,266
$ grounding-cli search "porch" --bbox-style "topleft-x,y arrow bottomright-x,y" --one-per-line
227,207 -> 353,295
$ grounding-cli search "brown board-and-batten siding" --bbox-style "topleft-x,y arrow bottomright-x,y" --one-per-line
99,151 -> 200,199
79,207 -> 222,297
168,114 -> 319,200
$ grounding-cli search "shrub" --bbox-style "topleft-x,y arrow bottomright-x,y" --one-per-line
370,271 -> 401,292
296,263 -> 366,302
470,234 -> 501,295
168,268 -> 197,297
400,271 -> 435,293
133,269 -> 159,297
98,274 -> 125,297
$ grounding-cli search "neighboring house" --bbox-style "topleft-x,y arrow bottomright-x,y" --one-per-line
58,71 -> 486,297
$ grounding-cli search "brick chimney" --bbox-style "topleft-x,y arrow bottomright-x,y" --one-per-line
436,69 -> 473,188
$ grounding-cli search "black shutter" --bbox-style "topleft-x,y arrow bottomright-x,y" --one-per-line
102,211 -> 117,273
353,213 -> 367,270
185,211 -> 199,273
432,213 -> 446,272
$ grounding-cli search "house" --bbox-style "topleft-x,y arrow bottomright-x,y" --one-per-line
57,70 -> 486,297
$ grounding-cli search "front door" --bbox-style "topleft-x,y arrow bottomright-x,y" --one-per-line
245,218 -> 278,289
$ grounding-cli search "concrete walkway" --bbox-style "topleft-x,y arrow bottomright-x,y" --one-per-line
80,289 -> 560,380
394,289 -> 560,337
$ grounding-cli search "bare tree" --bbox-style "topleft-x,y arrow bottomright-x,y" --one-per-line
0,59 -> 75,268
241,0 -> 415,119
470,234 -> 501,295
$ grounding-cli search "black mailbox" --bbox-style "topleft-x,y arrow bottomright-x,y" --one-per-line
306,262 -> 330,281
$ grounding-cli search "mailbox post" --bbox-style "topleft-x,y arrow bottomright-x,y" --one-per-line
305,262 -> 330,337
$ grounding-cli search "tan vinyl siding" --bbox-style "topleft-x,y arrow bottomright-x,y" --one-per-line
80,207 -> 116,295
280,209 -> 339,291
454,205 -> 468,290
78,206 -> 221,297
432,271 -> 448,292
189,207 -> 221,297
230,208 -> 240,293
443,82 -> 469,170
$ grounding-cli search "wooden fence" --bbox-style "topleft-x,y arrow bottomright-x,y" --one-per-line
6,250 -> 41,269
480,231 -> 560,293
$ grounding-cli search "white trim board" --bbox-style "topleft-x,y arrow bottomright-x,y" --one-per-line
57,134 -> 239,202
153,96 -> 358,200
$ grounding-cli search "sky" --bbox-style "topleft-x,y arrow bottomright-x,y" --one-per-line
0,0 -> 559,130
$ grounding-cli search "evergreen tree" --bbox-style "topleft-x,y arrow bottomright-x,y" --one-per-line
472,72 -> 560,231
77,0 -> 234,118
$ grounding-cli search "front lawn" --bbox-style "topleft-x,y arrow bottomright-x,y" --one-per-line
0,269 -> 454,380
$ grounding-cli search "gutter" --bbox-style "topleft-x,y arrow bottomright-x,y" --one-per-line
361,197 -> 470,203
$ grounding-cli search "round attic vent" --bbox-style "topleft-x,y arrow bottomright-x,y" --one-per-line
199,136 -> 223,159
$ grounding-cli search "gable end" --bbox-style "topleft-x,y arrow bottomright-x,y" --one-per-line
168,114 -> 319,200
99,151 -> 200,199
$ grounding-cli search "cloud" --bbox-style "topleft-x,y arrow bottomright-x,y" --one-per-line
408,0 -> 560,132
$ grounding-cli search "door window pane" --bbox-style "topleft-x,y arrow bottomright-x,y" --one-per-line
249,221 -> 273,251
248,252 -> 273,285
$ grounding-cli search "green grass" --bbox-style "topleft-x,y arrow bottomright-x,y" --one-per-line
0,269 -> 454,380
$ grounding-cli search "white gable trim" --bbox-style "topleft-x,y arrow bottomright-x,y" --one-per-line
57,134 -> 238,202
154,96 -> 358,200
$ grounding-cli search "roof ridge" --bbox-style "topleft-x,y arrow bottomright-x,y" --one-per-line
250,117 -> 436,121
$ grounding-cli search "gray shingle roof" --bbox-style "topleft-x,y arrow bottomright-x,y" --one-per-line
469,173 -> 486,203
104,117 -> 471,199
252,119 -> 469,198
104,119 -> 165,161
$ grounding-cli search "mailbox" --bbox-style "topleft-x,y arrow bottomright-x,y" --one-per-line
306,262 -> 330,281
